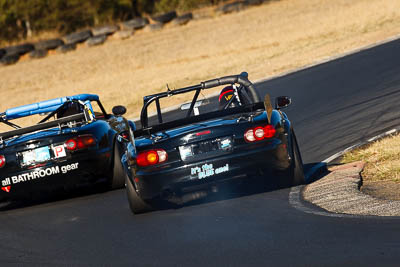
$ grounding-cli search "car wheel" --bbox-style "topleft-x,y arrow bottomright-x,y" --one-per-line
126,174 -> 153,214
279,130 -> 305,187
111,145 -> 125,189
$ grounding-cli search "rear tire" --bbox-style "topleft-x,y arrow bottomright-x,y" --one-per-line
291,131 -> 305,185
279,130 -> 305,187
111,145 -> 125,189
126,175 -> 153,214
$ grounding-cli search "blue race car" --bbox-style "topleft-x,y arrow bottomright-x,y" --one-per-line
0,94 -> 131,201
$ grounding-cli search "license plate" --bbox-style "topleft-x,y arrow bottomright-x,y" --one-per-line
22,146 -> 51,165
179,136 -> 233,161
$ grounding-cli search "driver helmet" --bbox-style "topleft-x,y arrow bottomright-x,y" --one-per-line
218,86 -> 240,109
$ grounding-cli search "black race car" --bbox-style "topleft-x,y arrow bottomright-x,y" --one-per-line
0,94 -> 131,201
123,73 -> 305,214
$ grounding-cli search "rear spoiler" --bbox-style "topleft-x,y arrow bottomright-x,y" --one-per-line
0,108 -> 93,145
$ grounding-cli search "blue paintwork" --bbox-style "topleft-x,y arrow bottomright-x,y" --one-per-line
4,94 -> 99,120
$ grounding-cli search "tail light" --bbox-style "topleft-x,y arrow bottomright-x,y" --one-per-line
137,149 -> 168,167
65,135 -> 96,151
0,155 -> 5,168
244,125 -> 276,143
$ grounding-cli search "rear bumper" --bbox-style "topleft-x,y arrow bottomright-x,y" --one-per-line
131,141 -> 291,201
0,151 -> 111,198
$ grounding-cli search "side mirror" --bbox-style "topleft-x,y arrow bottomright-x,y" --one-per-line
275,96 -> 291,109
112,105 -> 127,116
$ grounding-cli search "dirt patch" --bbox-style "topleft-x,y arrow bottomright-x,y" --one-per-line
361,181 -> 400,201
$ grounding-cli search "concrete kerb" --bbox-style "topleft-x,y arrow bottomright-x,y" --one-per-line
291,128 -> 400,217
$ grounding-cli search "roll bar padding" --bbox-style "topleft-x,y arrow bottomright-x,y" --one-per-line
200,74 -> 260,103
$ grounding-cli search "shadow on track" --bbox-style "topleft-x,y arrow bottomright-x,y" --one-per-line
0,163 -> 330,213
0,183 -> 113,211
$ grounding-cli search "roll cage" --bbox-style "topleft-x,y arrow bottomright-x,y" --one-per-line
0,94 -> 108,144
139,72 -> 261,130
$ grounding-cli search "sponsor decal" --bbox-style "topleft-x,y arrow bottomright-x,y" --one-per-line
191,163 -> 229,179
1,162 -> 79,187
224,94 -> 233,101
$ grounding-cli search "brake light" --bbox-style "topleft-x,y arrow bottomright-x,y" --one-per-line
137,149 -> 168,167
195,130 -> 211,136
244,125 -> 276,143
263,125 -> 276,138
0,155 -> 5,168
65,135 -> 96,151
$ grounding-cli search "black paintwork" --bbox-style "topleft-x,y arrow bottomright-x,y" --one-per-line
123,74 -> 297,203
0,100 -> 131,199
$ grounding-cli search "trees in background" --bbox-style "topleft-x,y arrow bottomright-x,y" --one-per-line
0,0 -> 226,42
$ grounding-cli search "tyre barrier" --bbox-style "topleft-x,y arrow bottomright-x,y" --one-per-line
246,0 -> 264,5
86,35 -> 107,46
172,13 -> 193,26
64,30 -> 92,44
4,43 -> 34,56
34,38 -> 64,50
114,29 -> 134,39
29,49 -> 48,59
92,25 -> 120,36
0,53 -> 20,65
144,23 -> 163,32
0,48 -> 5,59
122,17 -> 149,30
152,11 -> 177,24
57,43 -> 77,53
216,1 -> 248,14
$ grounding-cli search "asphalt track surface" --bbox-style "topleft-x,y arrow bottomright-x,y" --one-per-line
2,39 -> 400,266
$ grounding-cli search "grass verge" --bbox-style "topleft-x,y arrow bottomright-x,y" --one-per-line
341,133 -> 400,183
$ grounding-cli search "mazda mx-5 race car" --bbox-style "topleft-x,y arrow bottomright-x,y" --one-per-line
123,72 -> 305,214
0,94 -> 132,201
